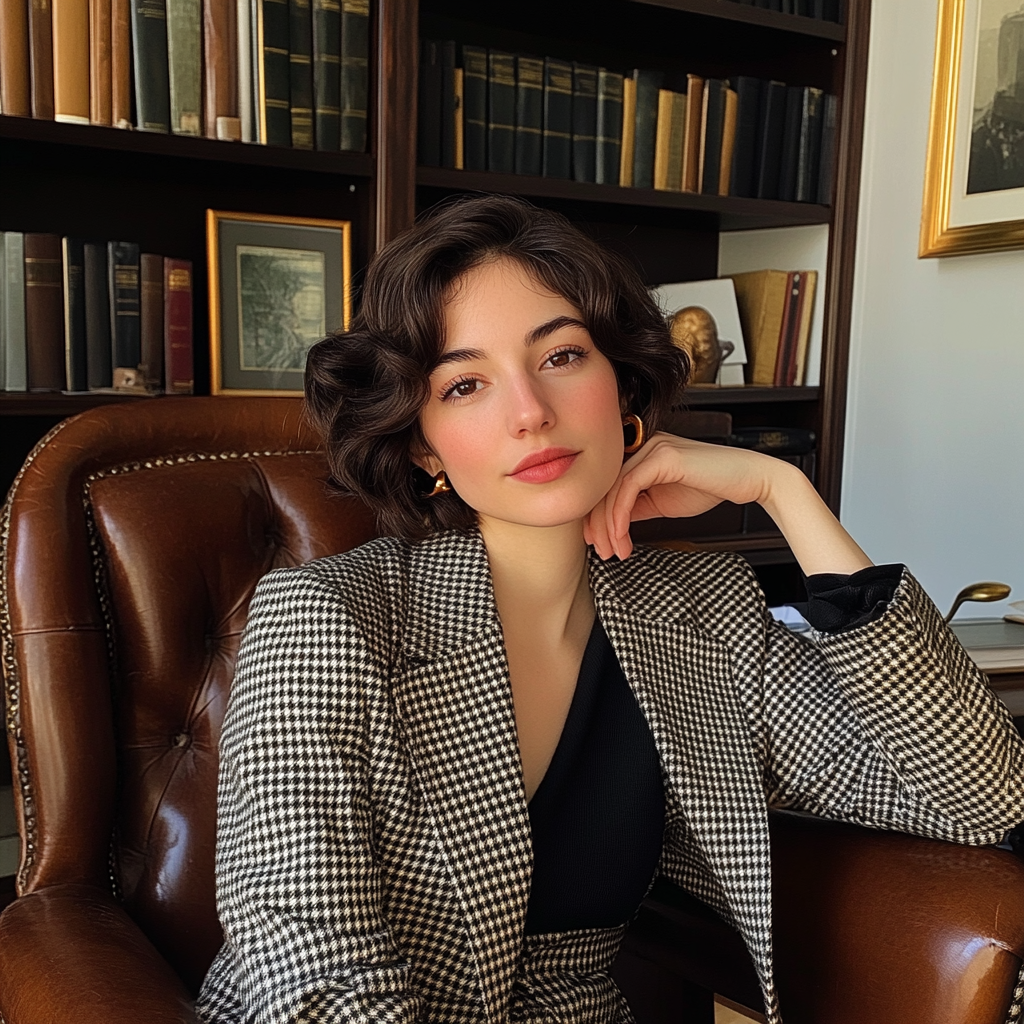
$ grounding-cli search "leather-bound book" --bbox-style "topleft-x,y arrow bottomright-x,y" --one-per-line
28,0 -> 55,118
339,0 -> 368,151
514,55 -> 543,177
795,86 -> 824,202
777,85 -> 804,202
83,242 -> 112,389
288,0 -> 313,148
24,233 -> 65,392
417,39 -> 441,167
4,233 -> 27,391
237,0 -> 254,141
204,0 -> 240,140
727,269 -> 789,386
140,253 -> 164,391
164,258 -> 193,393
440,40 -> 457,169
52,0 -> 90,122
460,44 -> 487,171
542,57 -> 572,179
653,89 -> 684,191
772,271 -> 801,386
454,66 -> 463,168
681,73 -> 703,193
631,68 -> 663,190
62,237 -> 87,391
718,85 -> 738,196
111,0 -> 132,127
311,0 -> 340,150
817,93 -> 838,204
132,0 -> 171,131
0,0 -> 31,116
88,0 -> 112,124
729,76 -> 762,198
595,69 -> 623,186
571,62 -> 598,184
618,74 -> 635,187
107,241 -> 141,377
167,0 -> 202,134
487,50 -> 515,174
699,78 -> 727,195
0,241 -> 5,390
257,0 -> 291,145
755,80 -> 786,199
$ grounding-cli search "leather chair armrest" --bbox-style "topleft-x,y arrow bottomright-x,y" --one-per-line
0,883 -> 198,1024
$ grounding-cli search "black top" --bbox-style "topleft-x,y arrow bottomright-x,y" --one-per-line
524,562 -> 904,936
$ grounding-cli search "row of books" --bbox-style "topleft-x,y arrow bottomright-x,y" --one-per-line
725,0 -> 842,20
417,43 -> 837,204
1,232 -> 193,395
0,0 -> 369,152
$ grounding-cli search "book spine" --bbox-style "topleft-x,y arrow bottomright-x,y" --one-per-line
4,233 -> 27,391
204,0 -> 241,140
52,0 -> 90,123
111,0 -> 132,127
28,0 -> 55,118
417,39 -> 441,167
542,57 -> 572,179
777,85 -> 804,202
796,87 -> 824,202
258,0 -> 292,146
108,240 -> 141,370
618,75 -> 635,187
288,0 -> 313,147
653,88 -> 673,191
0,239 -> 5,391
440,40 -> 456,168
88,0 -> 113,124
164,258 -> 193,393
700,79 -> 726,195
140,253 -> 164,390
487,49 -> 515,174
595,69 -> 623,186
755,80 -> 786,199
571,62 -> 597,184
719,86 -> 738,197
339,0 -> 368,152
789,269 -> 816,386
681,74 -> 703,193
167,0 -> 202,134
667,91 -> 686,191
131,0 -> 171,132
0,0 -> 31,116
312,0 -> 340,150
729,76 -> 761,198
631,69 -> 663,190
817,93 -> 838,204
24,233 -> 65,391
83,242 -> 112,389
238,0 -> 254,141
454,67 -> 463,169
773,271 -> 801,387
514,55 -> 543,177
62,237 -> 87,391
460,44 -> 487,172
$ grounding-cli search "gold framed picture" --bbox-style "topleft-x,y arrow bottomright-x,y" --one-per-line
207,210 -> 352,395
921,0 -> 1024,257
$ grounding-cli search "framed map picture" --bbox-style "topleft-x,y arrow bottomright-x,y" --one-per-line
207,210 -> 352,394
921,0 -> 1024,256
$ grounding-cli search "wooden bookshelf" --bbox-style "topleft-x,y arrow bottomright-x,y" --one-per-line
631,0 -> 846,41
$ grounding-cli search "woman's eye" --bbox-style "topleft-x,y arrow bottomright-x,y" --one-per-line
442,377 -> 482,401
546,348 -> 585,368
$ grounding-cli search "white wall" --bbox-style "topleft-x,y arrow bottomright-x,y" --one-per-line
842,0 -> 1024,619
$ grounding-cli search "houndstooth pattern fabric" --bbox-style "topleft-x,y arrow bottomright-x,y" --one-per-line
196,529 -> 1024,1024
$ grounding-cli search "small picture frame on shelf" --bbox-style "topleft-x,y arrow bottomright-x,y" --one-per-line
206,210 -> 352,395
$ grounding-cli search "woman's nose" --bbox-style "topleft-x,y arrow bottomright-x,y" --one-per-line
506,378 -> 555,436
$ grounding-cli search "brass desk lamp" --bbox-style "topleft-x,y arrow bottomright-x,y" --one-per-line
944,582 -> 1012,623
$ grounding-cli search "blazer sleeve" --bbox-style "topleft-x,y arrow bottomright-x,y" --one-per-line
759,566 -> 1024,845
205,567 -> 420,1024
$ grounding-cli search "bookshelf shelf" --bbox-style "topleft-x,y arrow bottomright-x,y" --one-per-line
0,392 -> 156,417
629,0 -> 846,41
682,386 -> 820,405
417,167 -> 831,230
0,115 -> 375,178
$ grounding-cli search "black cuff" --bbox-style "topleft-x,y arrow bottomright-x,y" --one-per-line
803,563 -> 904,634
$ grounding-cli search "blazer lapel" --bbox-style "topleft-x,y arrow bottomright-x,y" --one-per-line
395,530 -> 532,1024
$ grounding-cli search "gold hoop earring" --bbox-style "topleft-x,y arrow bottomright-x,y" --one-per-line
623,413 -> 645,454
426,470 -> 451,497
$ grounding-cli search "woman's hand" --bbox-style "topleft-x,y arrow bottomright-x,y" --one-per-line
584,431 -> 873,576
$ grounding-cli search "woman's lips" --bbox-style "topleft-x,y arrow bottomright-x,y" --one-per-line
509,447 -> 580,484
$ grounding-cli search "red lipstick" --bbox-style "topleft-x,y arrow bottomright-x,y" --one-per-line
509,447 -> 580,484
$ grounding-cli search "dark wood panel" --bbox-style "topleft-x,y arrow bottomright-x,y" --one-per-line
630,0 -> 845,40
683,386 -> 820,406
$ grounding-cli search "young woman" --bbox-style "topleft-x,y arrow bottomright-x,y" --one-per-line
197,195 -> 1024,1024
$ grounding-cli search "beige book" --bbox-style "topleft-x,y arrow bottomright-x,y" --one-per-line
52,0 -> 90,123
619,76 -> 636,187
727,269 -> 791,386
681,74 -> 703,193
718,87 -> 738,197
793,269 -> 818,385
653,89 -> 673,190
454,67 -> 464,169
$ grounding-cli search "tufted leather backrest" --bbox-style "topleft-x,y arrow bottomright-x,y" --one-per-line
1,398 -> 376,993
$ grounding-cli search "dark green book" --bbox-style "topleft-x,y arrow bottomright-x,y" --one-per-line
461,45 -> 488,171
795,86 -> 824,202
108,241 -> 141,372
258,0 -> 292,146
62,238 -> 87,392
312,0 -> 341,150
542,57 -> 572,179
730,76 -> 762,198
631,68 -> 663,190
595,69 -> 623,186
778,85 -> 804,201
83,243 -> 112,390
487,50 -> 515,173
755,80 -> 787,199
289,0 -> 314,148
417,39 -> 441,167
514,55 -> 543,177
339,0 -> 369,152
571,62 -> 598,183
131,0 -> 171,132
700,78 -> 727,195
440,40 -> 457,169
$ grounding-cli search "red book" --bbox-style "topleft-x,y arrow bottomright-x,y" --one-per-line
24,232 -> 65,391
163,258 -> 193,394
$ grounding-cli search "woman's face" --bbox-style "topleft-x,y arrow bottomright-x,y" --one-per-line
417,259 -> 624,530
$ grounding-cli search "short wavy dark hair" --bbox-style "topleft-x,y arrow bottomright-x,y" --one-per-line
305,194 -> 689,540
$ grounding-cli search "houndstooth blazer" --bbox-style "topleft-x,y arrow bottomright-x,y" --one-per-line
196,528 -> 1024,1024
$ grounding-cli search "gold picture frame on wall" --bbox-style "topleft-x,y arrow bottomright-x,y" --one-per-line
920,0 -> 1024,257
207,210 -> 352,395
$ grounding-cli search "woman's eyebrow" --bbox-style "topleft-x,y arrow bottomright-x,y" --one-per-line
434,316 -> 587,369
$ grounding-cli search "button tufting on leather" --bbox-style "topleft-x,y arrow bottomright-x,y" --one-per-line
172,732 -> 191,748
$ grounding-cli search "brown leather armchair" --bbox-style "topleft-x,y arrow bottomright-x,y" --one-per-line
2,397 -> 1024,1024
